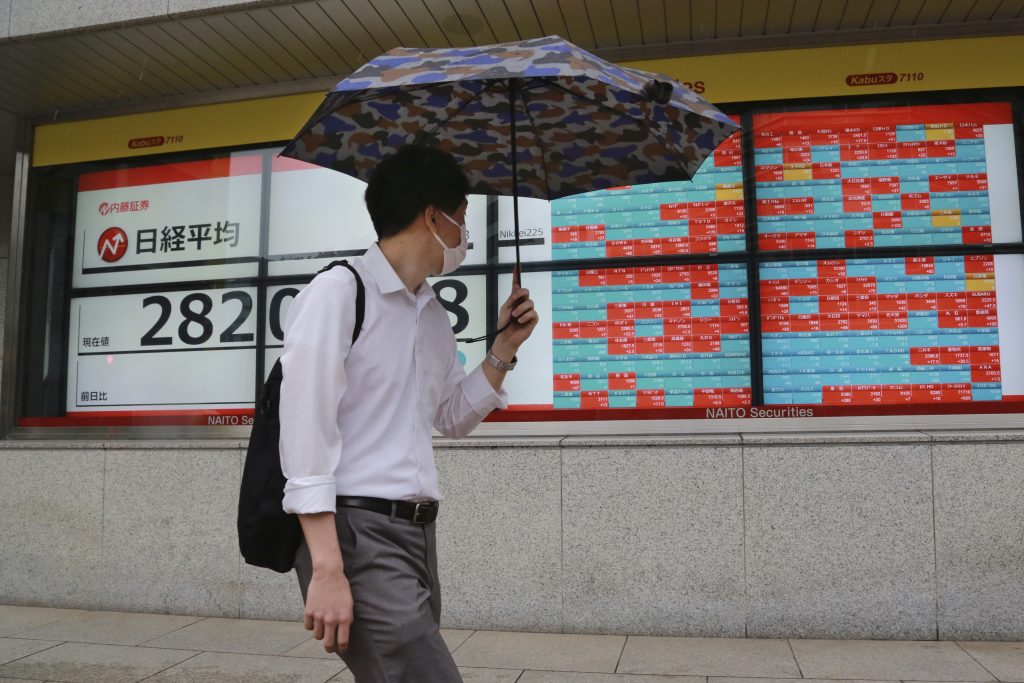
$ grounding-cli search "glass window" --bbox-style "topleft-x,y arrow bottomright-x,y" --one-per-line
14,94 -> 1024,430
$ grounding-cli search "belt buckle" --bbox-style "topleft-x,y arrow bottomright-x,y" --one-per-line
412,502 -> 435,524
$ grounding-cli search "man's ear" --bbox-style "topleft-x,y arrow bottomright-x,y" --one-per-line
422,206 -> 440,231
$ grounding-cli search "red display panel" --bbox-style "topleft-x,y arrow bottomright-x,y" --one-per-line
754,102 -> 1021,250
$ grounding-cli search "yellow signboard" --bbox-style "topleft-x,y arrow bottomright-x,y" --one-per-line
625,34 -> 1024,103
34,34 -> 1024,167
34,93 -> 323,167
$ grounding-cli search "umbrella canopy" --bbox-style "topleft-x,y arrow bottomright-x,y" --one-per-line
280,35 -> 739,201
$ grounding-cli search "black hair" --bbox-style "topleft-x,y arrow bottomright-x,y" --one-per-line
364,144 -> 470,239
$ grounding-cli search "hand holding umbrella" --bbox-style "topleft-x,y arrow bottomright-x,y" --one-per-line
496,281 -> 538,347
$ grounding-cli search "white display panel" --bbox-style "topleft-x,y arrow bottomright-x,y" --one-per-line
497,271 -> 554,408
463,198 -> 488,266
985,125 -> 1024,243
72,154 -> 262,288
267,156 -> 376,277
67,287 -> 258,411
496,195 -> 553,262
995,253 -> 1024,396
267,155 -> 489,276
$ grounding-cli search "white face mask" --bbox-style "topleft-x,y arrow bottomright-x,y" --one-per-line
429,210 -> 469,276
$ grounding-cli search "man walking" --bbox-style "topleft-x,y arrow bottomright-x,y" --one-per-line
279,144 -> 537,682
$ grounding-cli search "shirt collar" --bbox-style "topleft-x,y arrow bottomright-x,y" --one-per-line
362,242 -> 438,307
362,242 -> 407,295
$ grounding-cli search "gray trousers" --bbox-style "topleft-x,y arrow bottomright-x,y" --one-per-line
294,507 -> 462,683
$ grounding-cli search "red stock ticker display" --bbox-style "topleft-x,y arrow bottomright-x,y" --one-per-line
753,102 -> 1019,250
759,254 -> 1010,407
550,263 -> 752,410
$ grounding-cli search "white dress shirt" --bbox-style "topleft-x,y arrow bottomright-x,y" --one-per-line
278,243 -> 508,514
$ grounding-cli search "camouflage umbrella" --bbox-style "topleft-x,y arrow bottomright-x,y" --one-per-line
280,34 -> 739,272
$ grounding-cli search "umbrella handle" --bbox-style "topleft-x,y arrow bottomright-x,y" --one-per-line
454,269 -> 526,343
455,321 -> 511,344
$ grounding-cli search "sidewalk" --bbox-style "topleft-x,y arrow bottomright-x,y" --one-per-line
1,605 -> 1023,682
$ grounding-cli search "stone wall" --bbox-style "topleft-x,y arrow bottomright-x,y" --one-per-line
0,433 -> 1021,640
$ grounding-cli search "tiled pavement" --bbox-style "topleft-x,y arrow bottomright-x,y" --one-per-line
1,605 -> 1023,682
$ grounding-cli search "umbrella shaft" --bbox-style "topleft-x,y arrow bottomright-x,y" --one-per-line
509,78 -> 521,287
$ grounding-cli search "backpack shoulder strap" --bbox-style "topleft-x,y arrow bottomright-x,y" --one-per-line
316,259 -> 365,345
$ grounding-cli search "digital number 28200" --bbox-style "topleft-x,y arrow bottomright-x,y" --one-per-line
140,281 -> 470,347
264,280 -> 470,340
141,292 -> 254,346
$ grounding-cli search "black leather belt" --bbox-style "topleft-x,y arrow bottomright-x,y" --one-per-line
336,496 -> 439,524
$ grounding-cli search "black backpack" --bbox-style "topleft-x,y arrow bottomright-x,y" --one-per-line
238,260 -> 365,572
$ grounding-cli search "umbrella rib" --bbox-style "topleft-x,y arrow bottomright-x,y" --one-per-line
328,82 -> 482,106
544,79 -> 692,174
516,80 -> 554,199
412,80 -> 501,145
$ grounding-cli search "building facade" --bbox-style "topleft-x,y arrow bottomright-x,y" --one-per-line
1,0 -> 1023,639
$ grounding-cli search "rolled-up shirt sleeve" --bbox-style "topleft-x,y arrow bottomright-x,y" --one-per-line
432,345 -> 508,438
279,271 -> 355,514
